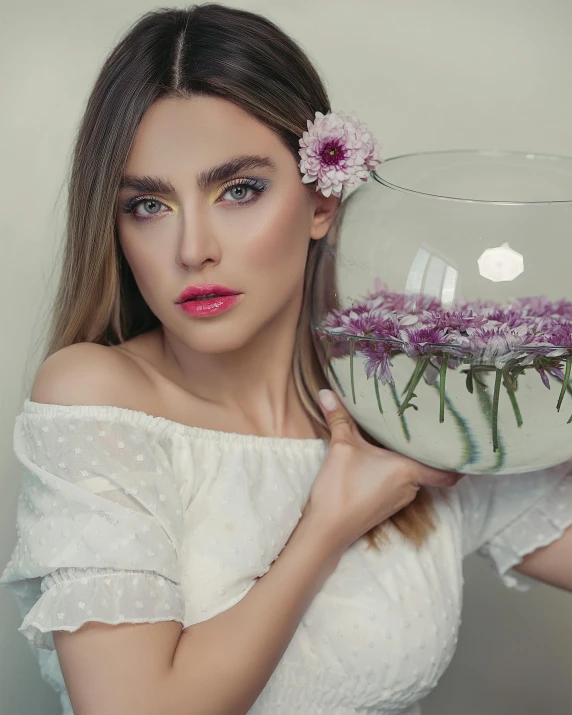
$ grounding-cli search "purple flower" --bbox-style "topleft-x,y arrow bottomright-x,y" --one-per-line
480,309 -> 528,330
320,285 -> 572,384
417,309 -> 489,333
544,324 -> 572,348
341,312 -> 393,338
322,309 -> 345,330
298,111 -> 382,198
533,359 -> 569,390
361,341 -> 395,385
536,363 -> 552,389
398,326 -> 452,357
547,364 -> 567,381
466,325 -> 533,367
524,323 -> 572,359
511,295 -> 572,319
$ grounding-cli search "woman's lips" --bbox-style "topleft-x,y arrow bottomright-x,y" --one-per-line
178,293 -> 243,317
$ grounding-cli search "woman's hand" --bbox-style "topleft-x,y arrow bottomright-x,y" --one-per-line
303,388 -> 464,555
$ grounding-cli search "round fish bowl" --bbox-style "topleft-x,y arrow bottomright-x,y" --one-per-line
310,149 -> 572,474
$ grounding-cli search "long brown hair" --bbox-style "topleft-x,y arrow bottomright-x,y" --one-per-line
35,3 -> 438,551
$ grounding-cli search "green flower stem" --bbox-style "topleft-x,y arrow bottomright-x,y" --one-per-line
505,388 -> 523,428
552,368 -> 572,401
556,355 -> 572,412
474,372 -> 505,468
327,358 -> 345,397
512,365 -> 527,383
398,356 -> 430,416
471,364 -> 523,430
502,366 -> 523,428
373,375 -> 383,414
324,340 -> 345,397
390,382 -> 411,442
349,338 -> 356,405
492,368 -> 503,452
401,365 -> 417,397
439,354 -> 449,423
433,376 -> 478,470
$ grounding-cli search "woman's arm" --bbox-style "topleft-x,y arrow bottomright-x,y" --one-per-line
512,523 -> 572,592
28,344 -> 342,715
166,511 -> 340,715
54,510 -> 342,715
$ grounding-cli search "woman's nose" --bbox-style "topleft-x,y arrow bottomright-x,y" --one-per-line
176,213 -> 222,269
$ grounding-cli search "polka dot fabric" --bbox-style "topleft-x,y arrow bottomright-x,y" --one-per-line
1,399 -> 571,715
1,403 -> 186,651
456,463 -> 572,591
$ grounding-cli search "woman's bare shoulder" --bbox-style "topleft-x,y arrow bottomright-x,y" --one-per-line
29,342 -> 148,408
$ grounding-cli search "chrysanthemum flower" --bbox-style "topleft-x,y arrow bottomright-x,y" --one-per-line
298,111 -> 382,198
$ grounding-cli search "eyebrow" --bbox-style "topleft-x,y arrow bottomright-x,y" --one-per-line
119,154 -> 277,194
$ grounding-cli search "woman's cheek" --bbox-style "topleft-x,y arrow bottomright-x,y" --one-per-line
119,238 -> 167,307
244,208 -> 310,271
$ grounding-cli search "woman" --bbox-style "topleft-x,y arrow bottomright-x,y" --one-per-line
1,4 -> 571,714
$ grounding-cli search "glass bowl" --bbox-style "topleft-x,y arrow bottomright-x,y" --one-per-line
310,149 -> 572,474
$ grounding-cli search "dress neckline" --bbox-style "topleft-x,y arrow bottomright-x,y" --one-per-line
22,399 -> 329,452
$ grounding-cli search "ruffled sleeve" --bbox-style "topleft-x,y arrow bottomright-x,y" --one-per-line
456,459 -> 572,591
0,403 -> 185,651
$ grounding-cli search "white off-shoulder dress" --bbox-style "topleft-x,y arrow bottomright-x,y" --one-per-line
1,399 -> 572,715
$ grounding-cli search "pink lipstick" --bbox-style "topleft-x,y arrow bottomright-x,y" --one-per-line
175,283 -> 243,318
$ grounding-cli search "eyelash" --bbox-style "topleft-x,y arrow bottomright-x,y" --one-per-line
120,178 -> 269,221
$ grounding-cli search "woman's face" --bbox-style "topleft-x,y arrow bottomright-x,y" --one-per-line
116,95 -> 339,354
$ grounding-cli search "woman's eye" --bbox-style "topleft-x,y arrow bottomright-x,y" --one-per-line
122,180 -> 267,221
132,199 -> 167,218
219,179 -> 268,205
221,184 -> 255,202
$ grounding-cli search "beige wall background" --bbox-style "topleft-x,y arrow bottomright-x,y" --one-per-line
1,0 -> 571,713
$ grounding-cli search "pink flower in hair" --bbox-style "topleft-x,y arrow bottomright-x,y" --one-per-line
298,110 -> 382,198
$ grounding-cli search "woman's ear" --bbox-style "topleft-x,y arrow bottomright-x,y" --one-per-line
309,191 -> 341,241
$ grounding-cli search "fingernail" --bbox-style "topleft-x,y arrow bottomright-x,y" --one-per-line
318,389 -> 337,412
